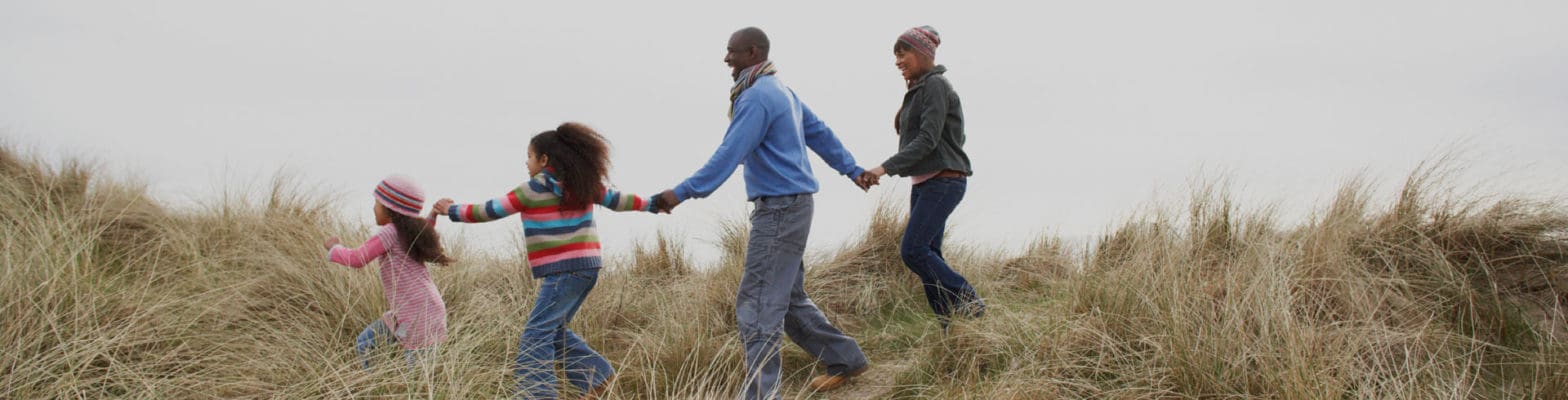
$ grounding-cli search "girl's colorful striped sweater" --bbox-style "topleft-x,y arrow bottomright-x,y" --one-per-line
445,170 -> 655,278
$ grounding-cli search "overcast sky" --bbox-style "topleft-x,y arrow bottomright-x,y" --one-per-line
4,1 -> 1566,265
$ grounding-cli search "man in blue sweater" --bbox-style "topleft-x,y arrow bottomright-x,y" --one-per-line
654,27 -> 872,399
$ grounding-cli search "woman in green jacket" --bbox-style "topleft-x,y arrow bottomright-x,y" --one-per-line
862,25 -> 983,329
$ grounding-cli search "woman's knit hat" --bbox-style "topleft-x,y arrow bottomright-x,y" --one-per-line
898,25 -> 941,58
374,174 -> 425,218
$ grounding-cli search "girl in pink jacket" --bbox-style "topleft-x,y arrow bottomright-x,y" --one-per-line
323,174 -> 452,369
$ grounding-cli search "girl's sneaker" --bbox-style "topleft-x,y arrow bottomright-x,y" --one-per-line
957,297 -> 987,319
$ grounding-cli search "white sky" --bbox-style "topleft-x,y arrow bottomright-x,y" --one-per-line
4,1 -> 1566,265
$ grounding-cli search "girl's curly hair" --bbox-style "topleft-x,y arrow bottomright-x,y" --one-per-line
530,122 -> 610,210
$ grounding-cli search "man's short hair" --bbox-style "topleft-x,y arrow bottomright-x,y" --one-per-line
735,27 -> 770,56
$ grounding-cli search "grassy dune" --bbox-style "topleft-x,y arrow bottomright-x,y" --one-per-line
4,145 -> 1568,399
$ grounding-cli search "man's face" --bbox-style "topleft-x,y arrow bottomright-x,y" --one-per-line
724,33 -> 761,80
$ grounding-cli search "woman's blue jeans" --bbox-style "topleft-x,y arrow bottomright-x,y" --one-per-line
902,177 -> 984,322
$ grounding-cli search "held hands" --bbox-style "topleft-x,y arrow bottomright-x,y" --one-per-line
323,236 -> 341,251
431,198 -> 454,214
651,190 -> 680,214
856,166 -> 887,191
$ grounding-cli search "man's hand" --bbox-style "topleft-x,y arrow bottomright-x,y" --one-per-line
323,236 -> 341,251
856,166 -> 886,191
431,198 -> 454,214
652,190 -> 681,214
855,173 -> 878,191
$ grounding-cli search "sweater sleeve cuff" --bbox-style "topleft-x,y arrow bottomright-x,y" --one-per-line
673,184 -> 694,202
880,161 -> 903,177
848,166 -> 866,180
446,205 -> 461,221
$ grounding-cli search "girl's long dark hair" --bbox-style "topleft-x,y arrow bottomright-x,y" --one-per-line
387,211 -> 453,266
530,122 -> 609,210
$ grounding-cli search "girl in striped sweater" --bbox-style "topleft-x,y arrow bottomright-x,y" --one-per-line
432,122 -> 658,399
323,175 -> 452,370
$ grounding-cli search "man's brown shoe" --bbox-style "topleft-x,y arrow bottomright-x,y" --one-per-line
807,364 -> 869,392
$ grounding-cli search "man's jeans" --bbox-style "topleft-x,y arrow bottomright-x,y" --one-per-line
737,194 -> 868,400
515,269 -> 614,399
903,177 -> 983,321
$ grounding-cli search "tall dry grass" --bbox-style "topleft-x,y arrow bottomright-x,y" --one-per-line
4,144 -> 1567,399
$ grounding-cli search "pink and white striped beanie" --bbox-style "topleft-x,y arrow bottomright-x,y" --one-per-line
373,174 -> 425,218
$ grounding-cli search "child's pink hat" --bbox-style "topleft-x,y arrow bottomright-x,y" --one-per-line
373,174 -> 425,218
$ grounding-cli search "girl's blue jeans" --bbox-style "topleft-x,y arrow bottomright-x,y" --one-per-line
355,319 -> 429,369
514,269 -> 614,399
